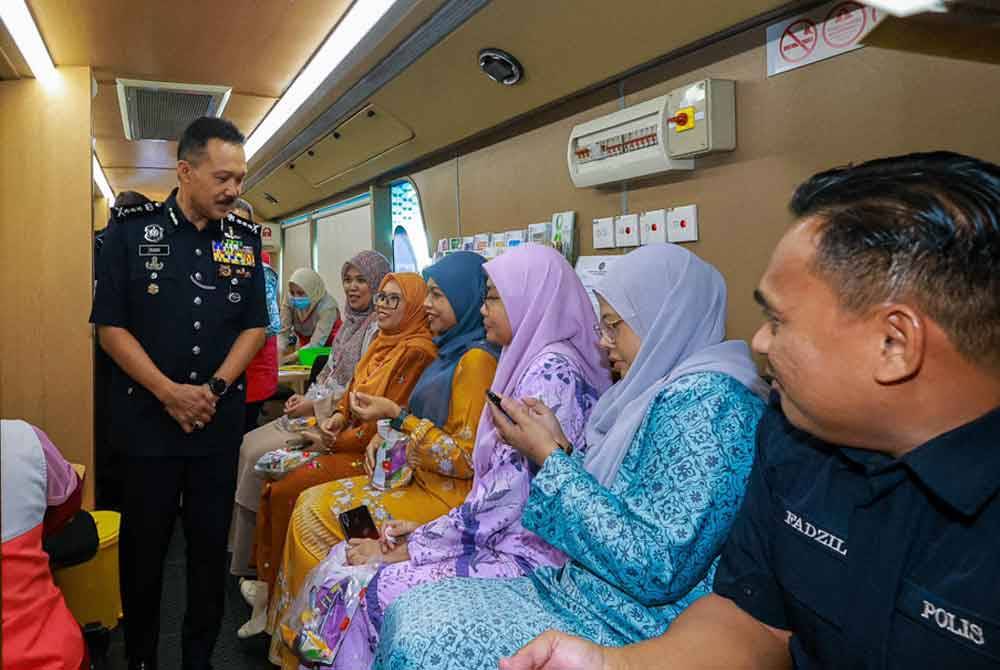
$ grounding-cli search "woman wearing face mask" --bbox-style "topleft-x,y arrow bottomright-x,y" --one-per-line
266,251 -> 500,668
279,268 -> 342,365
230,252 -> 389,603
242,272 -> 438,637
373,244 -> 768,670
289,245 -> 611,669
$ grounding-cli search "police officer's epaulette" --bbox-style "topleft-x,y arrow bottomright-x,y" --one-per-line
225,212 -> 261,236
113,201 -> 163,222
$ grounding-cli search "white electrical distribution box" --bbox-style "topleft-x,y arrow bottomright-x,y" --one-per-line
567,95 -> 694,188
665,79 -> 736,159
592,217 -> 616,249
667,205 -> 699,243
614,214 -> 640,248
639,209 -> 668,245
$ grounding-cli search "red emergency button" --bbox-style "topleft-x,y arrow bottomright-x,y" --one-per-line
680,220 -> 687,228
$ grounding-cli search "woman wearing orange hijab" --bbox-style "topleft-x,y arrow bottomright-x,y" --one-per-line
246,273 -> 437,635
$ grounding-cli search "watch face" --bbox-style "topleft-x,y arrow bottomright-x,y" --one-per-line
210,378 -> 226,395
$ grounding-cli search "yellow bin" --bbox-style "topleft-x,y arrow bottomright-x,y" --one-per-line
53,510 -> 123,629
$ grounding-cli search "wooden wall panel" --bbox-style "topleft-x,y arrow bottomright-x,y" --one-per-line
406,37 -> 1000,346
0,68 -> 96,506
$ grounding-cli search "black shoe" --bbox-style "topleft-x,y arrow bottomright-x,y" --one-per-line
128,659 -> 157,670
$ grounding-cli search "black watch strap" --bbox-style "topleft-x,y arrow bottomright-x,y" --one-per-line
208,376 -> 229,397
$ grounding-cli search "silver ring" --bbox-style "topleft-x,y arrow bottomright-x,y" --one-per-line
194,420 -> 205,430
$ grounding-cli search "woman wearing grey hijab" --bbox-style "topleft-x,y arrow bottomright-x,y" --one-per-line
374,243 -> 768,670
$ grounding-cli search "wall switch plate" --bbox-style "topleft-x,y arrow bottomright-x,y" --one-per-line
593,217 -> 616,249
639,209 -> 667,244
667,204 -> 698,243
614,214 -> 640,247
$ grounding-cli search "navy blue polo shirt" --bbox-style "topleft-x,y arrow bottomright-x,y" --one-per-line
90,190 -> 267,456
714,402 -> 1000,669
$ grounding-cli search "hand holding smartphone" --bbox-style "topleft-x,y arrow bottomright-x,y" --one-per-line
486,390 -> 515,423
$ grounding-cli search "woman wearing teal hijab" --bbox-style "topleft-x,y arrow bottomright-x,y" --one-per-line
266,251 -> 500,668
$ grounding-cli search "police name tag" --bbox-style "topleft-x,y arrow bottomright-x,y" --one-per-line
139,244 -> 170,256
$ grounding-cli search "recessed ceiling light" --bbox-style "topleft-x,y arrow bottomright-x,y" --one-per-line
0,0 -> 57,87
244,0 -> 400,160
860,0 -> 948,17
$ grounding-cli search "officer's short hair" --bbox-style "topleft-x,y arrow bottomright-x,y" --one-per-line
177,117 -> 245,164
233,198 -> 254,221
791,151 -> 1000,371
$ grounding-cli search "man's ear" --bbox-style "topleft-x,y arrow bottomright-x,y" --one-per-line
176,159 -> 192,185
873,303 -> 925,385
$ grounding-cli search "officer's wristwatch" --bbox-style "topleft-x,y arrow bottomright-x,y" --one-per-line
207,376 -> 229,397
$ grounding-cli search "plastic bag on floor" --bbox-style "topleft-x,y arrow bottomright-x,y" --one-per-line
279,543 -> 378,666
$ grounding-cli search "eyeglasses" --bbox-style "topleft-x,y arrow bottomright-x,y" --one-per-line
481,286 -> 502,310
593,318 -> 624,343
374,292 -> 402,309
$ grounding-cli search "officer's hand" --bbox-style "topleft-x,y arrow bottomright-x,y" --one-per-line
162,383 -> 216,433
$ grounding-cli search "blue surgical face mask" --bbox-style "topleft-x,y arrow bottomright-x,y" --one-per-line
291,296 -> 311,310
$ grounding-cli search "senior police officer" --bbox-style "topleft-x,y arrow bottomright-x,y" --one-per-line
91,117 -> 267,670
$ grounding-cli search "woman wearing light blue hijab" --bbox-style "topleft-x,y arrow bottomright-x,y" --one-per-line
373,243 -> 768,670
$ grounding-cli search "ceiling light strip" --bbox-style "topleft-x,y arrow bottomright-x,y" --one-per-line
93,154 -> 115,202
244,0 -> 403,160
244,0 -> 491,192
0,0 -> 57,86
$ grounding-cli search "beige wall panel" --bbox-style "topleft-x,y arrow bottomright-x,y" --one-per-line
408,159 -> 459,246
0,68 -> 95,506
94,195 -> 111,231
104,167 -> 175,202
408,41 -> 1000,348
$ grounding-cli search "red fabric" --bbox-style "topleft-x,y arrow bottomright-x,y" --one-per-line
1,525 -> 86,670
246,335 -> 278,403
295,317 -> 341,349
42,475 -> 82,538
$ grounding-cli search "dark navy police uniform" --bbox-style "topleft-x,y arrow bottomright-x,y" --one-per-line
714,402 -> 1000,669
90,189 -> 267,669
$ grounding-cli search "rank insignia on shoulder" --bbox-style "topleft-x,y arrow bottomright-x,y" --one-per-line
115,201 -> 162,220
226,212 -> 261,236
144,224 -> 165,243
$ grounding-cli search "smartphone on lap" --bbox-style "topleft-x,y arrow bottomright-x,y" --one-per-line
337,505 -> 380,540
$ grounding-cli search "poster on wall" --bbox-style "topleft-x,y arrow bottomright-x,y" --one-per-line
260,222 -> 281,252
766,1 -> 884,77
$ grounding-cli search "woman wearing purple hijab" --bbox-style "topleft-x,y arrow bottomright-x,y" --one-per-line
373,243 -> 768,670
297,244 -> 610,668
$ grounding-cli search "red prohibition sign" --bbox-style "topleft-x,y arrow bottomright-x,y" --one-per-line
823,1 -> 868,49
780,19 -> 818,63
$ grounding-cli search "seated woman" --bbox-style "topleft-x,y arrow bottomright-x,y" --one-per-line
373,244 -> 768,670
244,272 -> 438,636
231,251 -> 389,585
279,267 -> 342,365
291,244 -> 612,668
2,420 -> 88,670
266,250 -> 500,668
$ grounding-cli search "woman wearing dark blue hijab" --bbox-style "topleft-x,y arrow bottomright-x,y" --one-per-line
267,252 -> 499,664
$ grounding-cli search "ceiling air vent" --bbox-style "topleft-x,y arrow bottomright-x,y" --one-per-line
116,78 -> 232,141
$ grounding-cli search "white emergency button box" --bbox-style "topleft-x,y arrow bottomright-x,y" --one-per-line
614,214 -> 640,248
667,204 -> 699,243
592,217 -> 616,249
639,209 -> 667,245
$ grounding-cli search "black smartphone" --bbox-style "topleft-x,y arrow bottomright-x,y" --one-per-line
485,390 -> 515,423
338,505 -> 380,541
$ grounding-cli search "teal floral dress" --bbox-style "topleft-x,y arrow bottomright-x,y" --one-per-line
373,372 -> 765,670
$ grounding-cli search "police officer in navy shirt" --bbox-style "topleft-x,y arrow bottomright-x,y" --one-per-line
91,117 -> 267,670
502,152 -> 1000,670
